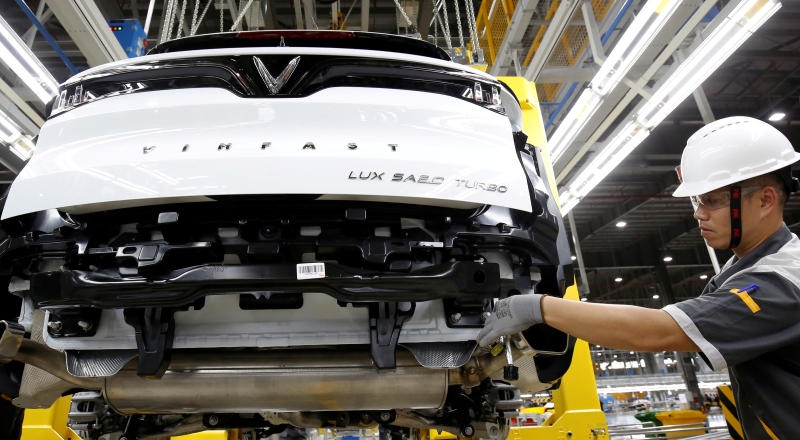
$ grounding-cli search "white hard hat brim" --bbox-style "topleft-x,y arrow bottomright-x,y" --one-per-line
672,153 -> 800,197
672,152 -> 800,197
671,116 -> 800,198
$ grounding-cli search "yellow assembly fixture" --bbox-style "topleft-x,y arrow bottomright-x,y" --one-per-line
500,77 -> 608,440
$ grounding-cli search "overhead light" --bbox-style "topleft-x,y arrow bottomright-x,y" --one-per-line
636,0 -> 782,129
570,255 -> 577,261
662,256 -> 673,263
0,15 -> 58,103
591,1 -> 681,95
547,0 -> 682,162
558,0 -> 780,216
580,297 -> 588,302
699,274 -> 708,280
614,276 -> 623,283
0,109 -> 23,144
768,112 -> 786,121
0,108 -> 35,160
559,190 -> 580,216
652,294 -> 660,300
9,136 -> 35,160
616,221 -> 627,228
548,92 -> 603,162
560,120 -> 650,209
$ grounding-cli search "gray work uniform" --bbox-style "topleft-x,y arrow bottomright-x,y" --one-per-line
664,224 -> 800,439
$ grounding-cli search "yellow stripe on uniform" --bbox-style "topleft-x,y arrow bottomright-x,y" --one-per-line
729,288 -> 760,313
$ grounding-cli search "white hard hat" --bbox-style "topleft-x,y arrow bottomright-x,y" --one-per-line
673,116 -> 800,197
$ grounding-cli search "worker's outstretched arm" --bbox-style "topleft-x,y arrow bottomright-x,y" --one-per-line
478,294 -> 699,353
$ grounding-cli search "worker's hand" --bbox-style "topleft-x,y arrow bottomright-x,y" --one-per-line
477,293 -> 545,347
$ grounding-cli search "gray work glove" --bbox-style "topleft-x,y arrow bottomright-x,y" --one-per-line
477,293 -> 545,347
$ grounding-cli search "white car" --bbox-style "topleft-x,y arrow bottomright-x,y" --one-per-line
0,30 -> 574,440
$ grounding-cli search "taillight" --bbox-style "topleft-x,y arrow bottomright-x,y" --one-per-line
50,61 -> 252,117
48,55 -> 511,119
462,81 -> 502,108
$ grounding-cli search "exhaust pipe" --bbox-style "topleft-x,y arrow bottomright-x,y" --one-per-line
1,320 -> 103,390
2,322 -> 448,414
105,349 -> 448,414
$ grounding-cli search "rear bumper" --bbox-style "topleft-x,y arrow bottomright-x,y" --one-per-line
4,87 -> 531,219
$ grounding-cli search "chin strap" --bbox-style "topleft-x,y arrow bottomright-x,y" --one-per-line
729,185 -> 743,249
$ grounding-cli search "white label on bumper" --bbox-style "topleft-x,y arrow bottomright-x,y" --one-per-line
297,262 -> 325,280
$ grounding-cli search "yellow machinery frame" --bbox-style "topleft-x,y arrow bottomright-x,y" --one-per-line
21,78 -> 607,440
500,77 -> 608,440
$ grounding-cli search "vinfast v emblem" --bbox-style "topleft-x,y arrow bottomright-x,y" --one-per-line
253,56 -> 300,95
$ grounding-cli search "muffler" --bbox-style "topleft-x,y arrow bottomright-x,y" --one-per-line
105,349 -> 448,414
2,322 -> 448,414
104,349 -> 448,414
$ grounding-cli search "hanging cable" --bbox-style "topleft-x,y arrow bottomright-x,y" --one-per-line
440,0 -> 452,40
230,0 -> 255,30
175,0 -> 188,39
190,0 -> 201,33
454,0 -> 464,49
339,0 -> 358,30
219,0 -> 224,32
161,0 -> 177,44
464,0 -> 481,61
429,0 -> 443,29
303,0 -> 319,30
434,14 -> 452,50
465,0 -> 477,44
392,0 -> 414,29
439,0 -> 452,50
433,1 -> 438,46
190,0 -> 213,35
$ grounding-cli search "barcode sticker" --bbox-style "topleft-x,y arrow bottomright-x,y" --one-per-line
296,262 -> 325,280
417,241 -> 444,248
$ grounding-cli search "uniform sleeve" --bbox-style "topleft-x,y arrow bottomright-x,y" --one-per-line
663,270 -> 800,371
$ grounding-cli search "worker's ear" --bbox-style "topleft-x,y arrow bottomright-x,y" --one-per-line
758,185 -> 779,215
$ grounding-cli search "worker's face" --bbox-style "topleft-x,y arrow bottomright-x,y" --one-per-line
692,186 -> 762,250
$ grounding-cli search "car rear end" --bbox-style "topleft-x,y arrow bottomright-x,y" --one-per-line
0,31 -> 574,440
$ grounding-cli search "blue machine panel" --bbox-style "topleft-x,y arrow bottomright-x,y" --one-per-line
108,19 -> 147,58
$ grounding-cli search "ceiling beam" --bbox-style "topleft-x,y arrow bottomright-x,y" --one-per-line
44,0 -> 127,66
488,0 -> 540,77
523,0 -> 580,81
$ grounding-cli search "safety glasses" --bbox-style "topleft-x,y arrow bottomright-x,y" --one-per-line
690,186 -> 762,211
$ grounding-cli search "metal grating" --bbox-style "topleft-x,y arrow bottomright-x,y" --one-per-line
536,82 -> 562,103
476,0 -> 517,65
521,0 -> 562,66
535,0 -> 614,102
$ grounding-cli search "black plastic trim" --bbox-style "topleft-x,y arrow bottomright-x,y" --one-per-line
29,260 -> 505,309
148,30 -> 451,60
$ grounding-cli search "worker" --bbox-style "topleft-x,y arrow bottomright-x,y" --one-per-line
478,116 -> 800,439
